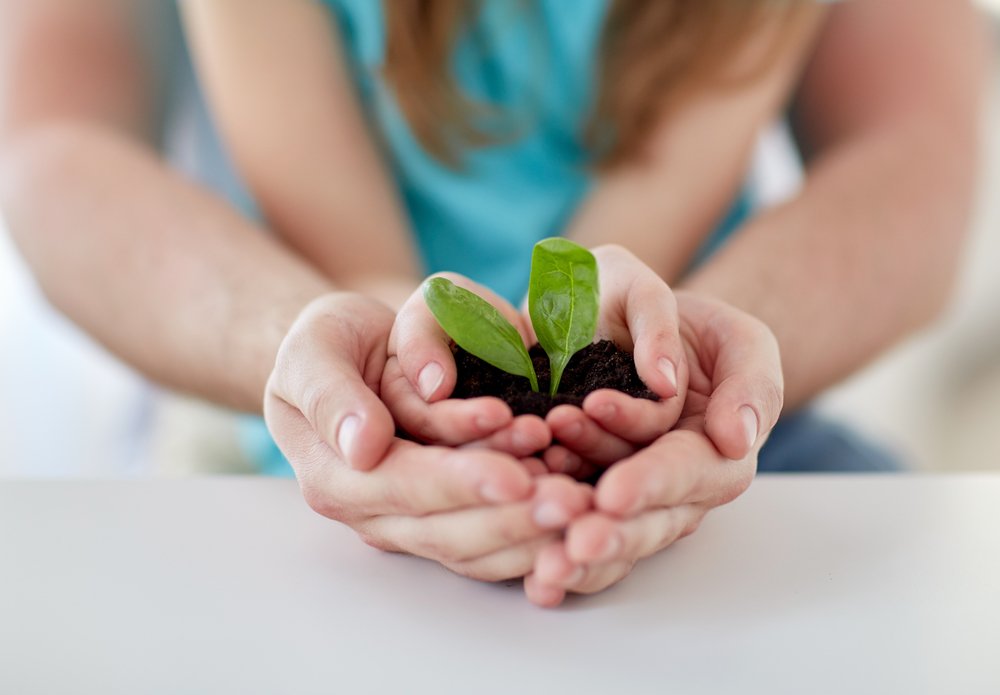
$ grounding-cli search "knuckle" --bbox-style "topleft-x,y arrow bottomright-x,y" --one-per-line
381,477 -> 414,515
300,482 -> 350,523
592,243 -> 635,265
644,327 -> 679,351
300,382 -> 335,432
406,411 -> 437,442
748,375 -> 784,426
446,562 -> 497,582
714,463 -> 755,507
679,510 -> 708,539
356,531 -> 396,553
415,533 -> 463,564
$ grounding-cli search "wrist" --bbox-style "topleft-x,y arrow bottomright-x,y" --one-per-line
339,274 -> 422,312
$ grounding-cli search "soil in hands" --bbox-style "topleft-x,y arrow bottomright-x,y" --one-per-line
451,339 -> 659,418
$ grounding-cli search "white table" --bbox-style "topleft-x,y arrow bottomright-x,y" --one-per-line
1,474 -> 998,694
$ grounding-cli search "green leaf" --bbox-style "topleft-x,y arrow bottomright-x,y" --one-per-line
528,238 -> 599,396
423,278 -> 539,392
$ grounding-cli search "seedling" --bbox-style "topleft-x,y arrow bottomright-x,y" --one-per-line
423,238 -> 599,396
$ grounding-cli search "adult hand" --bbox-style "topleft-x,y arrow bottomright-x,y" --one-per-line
264,292 -> 591,580
524,291 -> 784,606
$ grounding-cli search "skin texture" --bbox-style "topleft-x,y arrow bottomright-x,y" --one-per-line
0,0 -> 986,606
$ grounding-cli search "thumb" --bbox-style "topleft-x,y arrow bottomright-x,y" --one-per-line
391,273 -> 530,402
700,307 -> 784,461
269,295 -> 396,471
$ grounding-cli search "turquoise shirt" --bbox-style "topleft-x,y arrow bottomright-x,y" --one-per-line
166,0 -> 751,475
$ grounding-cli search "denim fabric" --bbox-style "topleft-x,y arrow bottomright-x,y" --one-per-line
758,409 -> 904,473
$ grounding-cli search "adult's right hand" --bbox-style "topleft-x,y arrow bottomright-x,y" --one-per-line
263,293 -> 592,581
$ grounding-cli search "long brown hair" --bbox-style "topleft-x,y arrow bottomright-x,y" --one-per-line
382,0 -> 808,168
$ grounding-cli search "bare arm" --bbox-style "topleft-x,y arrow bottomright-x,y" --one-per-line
565,7 -> 825,282
180,0 -> 420,305
684,0 -> 988,409
0,0 -> 332,412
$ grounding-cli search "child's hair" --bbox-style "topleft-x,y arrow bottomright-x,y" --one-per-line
383,0 -> 810,168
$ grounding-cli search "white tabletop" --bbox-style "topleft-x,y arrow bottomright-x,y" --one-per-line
1,474 -> 998,695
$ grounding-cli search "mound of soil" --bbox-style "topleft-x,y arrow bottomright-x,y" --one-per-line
451,339 -> 658,418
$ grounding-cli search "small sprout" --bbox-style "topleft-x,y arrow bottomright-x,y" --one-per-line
528,239 -> 599,395
423,277 -> 539,392
423,239 -> 600,397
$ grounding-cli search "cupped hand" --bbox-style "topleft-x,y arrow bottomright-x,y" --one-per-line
382,273 -> 553,459
524,291 -> 784,607
264,292 -> 590,580
383,245 -> 690,470
542,244 -> 689,480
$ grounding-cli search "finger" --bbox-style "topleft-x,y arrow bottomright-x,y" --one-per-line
531,539 -> 633,596
382,356 -> 513,445
594,428 -> 756,517
542,446 -> 603,483
532,540 -> 583,588
546,405 -> 636,465
390,273 -> 529,403
702,318 -> 784,460
542,445 -> 585,476
268,304 -> 395,472
365,475 -> 591,563
523,571 -> 566,608
676,292 -> 784,461
446,534 -> 561,583
520,457 -> 549,477
460,415 -> 552,458
564,506 -> 704,566
324,441 -> 536,518
581,389 -> 679,446
592,245 -> 687,401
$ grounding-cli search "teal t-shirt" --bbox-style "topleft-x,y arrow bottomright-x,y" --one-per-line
171,0 -> 752,475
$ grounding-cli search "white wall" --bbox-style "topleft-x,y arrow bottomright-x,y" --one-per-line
0,220 -> 155,476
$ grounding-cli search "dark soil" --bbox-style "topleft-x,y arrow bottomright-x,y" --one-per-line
451,339 -> 659,418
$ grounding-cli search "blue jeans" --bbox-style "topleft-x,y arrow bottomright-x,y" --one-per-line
757,409 -> 903,473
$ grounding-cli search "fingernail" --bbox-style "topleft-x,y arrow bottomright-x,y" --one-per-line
337,414 -> 361,462
658,357 -> 678,394
417,362 -> 444,401
533,502 -> 569,528
739,405 -> 759,452
597,532 -> 622,562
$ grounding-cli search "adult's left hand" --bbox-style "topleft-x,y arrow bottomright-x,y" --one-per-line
524,290 -> 784,607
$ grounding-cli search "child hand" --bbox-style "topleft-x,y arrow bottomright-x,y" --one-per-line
383,246 -> 692,475
382,273 -> 553,461
542,245 -> 690,481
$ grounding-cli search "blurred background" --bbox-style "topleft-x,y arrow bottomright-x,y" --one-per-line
1,2 -> 999,477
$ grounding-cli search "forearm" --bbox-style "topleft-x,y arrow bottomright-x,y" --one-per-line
0,123 -> 334,412
683,117 -> 978,409
181,0 -> 421,289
